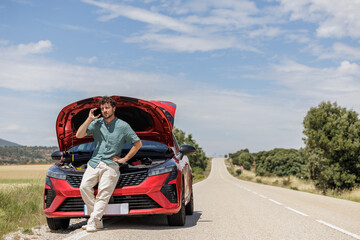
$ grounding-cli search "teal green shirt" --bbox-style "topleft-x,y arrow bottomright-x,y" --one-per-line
86,117 -> 140,168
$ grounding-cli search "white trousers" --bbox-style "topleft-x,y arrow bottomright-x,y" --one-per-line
80,161 -> 120,223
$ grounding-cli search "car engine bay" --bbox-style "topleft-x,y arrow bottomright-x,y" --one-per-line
57,155 -> 170,174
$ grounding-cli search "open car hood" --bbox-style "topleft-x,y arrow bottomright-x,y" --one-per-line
56,96 -> 176,152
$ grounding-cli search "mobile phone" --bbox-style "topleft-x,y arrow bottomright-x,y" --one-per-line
93,108 -> 102,117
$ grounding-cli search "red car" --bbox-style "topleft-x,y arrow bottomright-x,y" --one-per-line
44,96 -> 196,230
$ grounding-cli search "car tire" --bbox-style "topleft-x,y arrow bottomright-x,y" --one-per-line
185,187 -> 194,215
167,187 -> 186,226
46,217 -> 70,230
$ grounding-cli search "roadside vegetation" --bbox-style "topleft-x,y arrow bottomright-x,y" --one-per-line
0,179 -> 46,239
173,127 -> 209,181
227,101 -> 360,203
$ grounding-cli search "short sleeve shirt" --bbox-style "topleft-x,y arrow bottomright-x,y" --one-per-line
86,117 -> 140,168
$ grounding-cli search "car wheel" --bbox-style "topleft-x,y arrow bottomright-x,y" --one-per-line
46,217 -> 70,230
185,187 -> 194,215
167,187 -> 186,226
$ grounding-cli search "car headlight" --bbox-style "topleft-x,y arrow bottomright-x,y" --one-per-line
47,165 -> 67,180
148,160 -> 177,177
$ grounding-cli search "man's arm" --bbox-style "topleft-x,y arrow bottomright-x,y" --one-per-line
110,140 -> 142,164
76,108 -> 100,139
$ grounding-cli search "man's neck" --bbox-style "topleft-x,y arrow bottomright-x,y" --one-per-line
104,116 -> 115,124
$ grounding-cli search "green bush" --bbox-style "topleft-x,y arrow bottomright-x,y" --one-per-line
254,148 -> 307,178
229,149 -> 254,171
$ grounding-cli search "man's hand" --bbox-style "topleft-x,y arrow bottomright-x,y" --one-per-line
89,108 -> 101,120
110,156 -> 128,164
110,140 -> 142,164
76,108 -> 101,139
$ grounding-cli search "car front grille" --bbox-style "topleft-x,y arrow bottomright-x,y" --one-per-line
56,197 -> 85,212
56,195 -> 161,212
66,170 -> 148,188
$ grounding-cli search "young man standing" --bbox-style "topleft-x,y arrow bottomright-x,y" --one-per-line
76,96 -> 142,232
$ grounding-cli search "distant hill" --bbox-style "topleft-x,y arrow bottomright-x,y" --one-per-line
0,146 -> 58,164
0,138 -> 21,147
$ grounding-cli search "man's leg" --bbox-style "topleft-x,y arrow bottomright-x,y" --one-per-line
80,164 -> 99,217
89,162 -> 120,224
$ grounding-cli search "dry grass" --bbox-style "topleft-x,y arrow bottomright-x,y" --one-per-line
0,180 -> 46,239
327,188 -> 360,202
0,164 -> 51,180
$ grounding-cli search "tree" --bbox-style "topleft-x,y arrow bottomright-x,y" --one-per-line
254,148 -> 307,178
173,127 -> 208,171
229,149 -> 254,170
303,101 -> 360,191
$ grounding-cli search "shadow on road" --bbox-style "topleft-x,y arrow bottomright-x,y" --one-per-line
103,211 -> 203,230
50,211 -> 203,235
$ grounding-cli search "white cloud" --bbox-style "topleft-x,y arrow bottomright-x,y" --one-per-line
248,27 -> 283,39
316,43 -> 360,61
0,124 -> 22,132
126,33 -> 258,53
81,0 -> 276,52
61,24 -> 91,32
76,56 -> 98,64
0,39 -> 9,45
82,0 -> 196,34
2,40 -> 53,56
269,59 -> 360,101
277,0 -> 360,38
17,40 -> 52,55
337,60 -> 360,75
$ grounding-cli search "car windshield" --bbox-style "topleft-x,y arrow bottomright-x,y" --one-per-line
69,140 -> 170,154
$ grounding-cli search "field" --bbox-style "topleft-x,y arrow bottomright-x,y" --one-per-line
0,164 -> 51,239
0,164 -> 51,180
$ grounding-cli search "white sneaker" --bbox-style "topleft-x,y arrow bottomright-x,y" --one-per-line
95,219 -> 103,229
82,219 -> 103,230
86,223 -> 97,232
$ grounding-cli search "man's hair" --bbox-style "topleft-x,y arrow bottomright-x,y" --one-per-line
99,96 -> 116,107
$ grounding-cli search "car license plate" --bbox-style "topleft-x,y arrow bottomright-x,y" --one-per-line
84,203 -> 129,215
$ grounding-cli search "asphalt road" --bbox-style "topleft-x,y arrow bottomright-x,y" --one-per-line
51,158 -> 360,240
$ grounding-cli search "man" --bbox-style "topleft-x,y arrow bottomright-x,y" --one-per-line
76,96 -> 142,232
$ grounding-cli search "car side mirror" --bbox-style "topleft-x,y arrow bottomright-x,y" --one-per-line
180,144 -> 196,156
51,150 -> 63,161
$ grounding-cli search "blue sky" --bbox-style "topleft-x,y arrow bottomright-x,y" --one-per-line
1,0 -> 360,156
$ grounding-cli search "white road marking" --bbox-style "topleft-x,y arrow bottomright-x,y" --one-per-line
259,194 -> 267,199
316,220 -> 360,240
285,207 -> 308,217
268,199 -> 283,205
